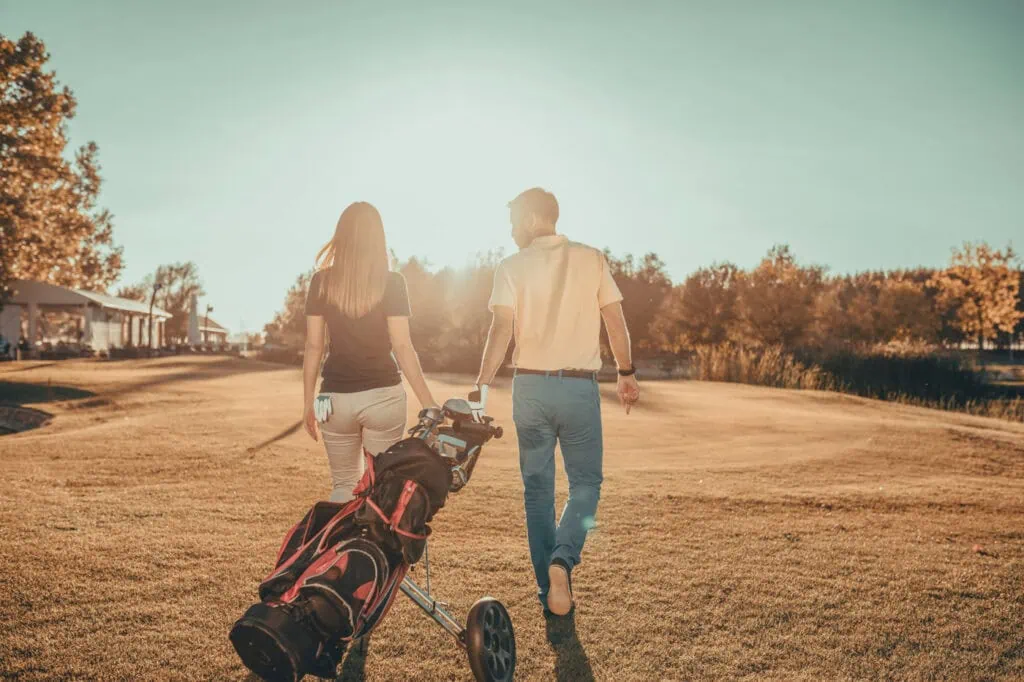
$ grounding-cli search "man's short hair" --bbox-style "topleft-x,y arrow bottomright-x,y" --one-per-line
508,187 -> 559,225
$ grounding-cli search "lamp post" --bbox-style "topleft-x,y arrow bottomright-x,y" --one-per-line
148,282 -> 163,352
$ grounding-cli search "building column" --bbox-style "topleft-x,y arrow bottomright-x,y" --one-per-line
27,302 -> 38,345
81,305 -> 93,346
0,304 -> 20,357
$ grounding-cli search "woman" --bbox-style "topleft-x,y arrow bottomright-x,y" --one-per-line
302,202 -> 439,502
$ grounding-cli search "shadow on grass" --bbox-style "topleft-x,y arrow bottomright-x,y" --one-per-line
247,420 -> 303,454
0,362 -> 58,374
0,380 -> 96,405
1,358 -> 287,407
336,636 -> 369,681
546,613 -> 595,682
102,357 -> 290,401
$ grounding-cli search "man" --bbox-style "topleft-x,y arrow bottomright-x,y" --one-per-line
474,187 -> 640,617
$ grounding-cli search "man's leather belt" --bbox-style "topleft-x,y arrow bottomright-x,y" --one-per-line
514,368 -> 598,380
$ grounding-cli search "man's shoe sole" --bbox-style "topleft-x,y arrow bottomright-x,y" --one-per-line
546,564 -> 573,616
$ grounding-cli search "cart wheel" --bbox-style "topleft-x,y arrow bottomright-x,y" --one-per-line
465,597 -> 516,682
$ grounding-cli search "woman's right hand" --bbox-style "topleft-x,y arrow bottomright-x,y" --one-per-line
303,405 -> 320,442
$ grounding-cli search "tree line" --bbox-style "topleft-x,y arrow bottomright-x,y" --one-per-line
263,242 -> 1022,373
654,242 -> 1022,356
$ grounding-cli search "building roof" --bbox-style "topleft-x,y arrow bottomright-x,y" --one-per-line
172,311 -> 228,332
8,280 -> 172,318
74,288 -> 173,318
198,316 -> 228,333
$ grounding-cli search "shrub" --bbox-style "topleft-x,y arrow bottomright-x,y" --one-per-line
688,343 -> 1022,422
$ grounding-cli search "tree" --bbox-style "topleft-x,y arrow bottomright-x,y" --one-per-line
653,262 -> 740,351
241,332 -> 264,350
264,271 -> 313,348
437,251 -> 504,372
118,262 -> 205,343
1,32 -> 122,302
116,283 -> 148,302
814,274 -> 877,346
739,245 -> 825,348
398,256 -> 448,369
1014,268 -> 1024,354
604,252 -> 673,355
814,271 -> 939,347
928,242 -> 1022,352
875,274 -> 940,344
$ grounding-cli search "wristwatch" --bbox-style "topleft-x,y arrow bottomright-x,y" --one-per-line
617,366 -> 636,377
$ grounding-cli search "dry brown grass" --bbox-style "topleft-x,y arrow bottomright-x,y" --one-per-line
1,356 -> 1023,681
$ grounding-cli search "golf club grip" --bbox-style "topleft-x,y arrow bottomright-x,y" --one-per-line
455,421 -> 501,440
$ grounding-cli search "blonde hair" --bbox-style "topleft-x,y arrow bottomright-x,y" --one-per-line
315,202 -> 390,318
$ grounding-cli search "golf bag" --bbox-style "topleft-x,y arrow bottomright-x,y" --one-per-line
230,436 -> 453,682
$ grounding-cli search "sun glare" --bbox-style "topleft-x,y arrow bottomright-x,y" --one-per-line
334,74 -> 574,262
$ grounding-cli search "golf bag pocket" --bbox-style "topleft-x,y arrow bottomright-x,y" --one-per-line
280,537 -> 390,641
260,502 -> 358,603
273,502 -> 347,568
231,538 -> 396,682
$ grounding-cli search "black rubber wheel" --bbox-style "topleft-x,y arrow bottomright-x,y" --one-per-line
465,597 -> 516,682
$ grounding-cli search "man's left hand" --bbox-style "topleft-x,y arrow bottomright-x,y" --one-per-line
617,375 -> 640,415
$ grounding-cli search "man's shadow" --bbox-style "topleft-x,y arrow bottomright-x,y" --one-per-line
546,613 -> 595,682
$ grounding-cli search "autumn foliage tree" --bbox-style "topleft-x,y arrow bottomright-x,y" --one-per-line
264,271 -> 313,348
815,271 -> 939,347
653,262 -> 741,351
434,252 -> 504,372
264,241 -> 1022,372
1,32 -> 122,302
604,252 -> 673,353
928,243 -> 1022,352
398,257 -> 449,368
115,282 -> 149,303
739,245 -> 825,348
117,262 -> 205,342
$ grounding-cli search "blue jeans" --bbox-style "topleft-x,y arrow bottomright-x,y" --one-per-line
513,373 -> 603,604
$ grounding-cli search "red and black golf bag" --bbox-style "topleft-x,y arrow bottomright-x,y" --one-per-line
230,436 -> 453,682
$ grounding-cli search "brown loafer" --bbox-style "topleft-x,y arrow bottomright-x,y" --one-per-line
546,562 -> 574,617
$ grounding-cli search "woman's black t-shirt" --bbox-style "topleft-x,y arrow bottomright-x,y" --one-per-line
304,270 -> 410,394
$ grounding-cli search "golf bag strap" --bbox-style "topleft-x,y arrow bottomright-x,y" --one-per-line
362,479 -> 428,541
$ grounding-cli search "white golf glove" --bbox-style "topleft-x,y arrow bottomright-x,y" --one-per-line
468,385 -> 489,423
314,394 -> 333,424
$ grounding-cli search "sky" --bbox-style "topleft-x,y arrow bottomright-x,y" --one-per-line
3,0 -> 1023,334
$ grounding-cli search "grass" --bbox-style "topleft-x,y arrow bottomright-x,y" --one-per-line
1,356 -> 1023,681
